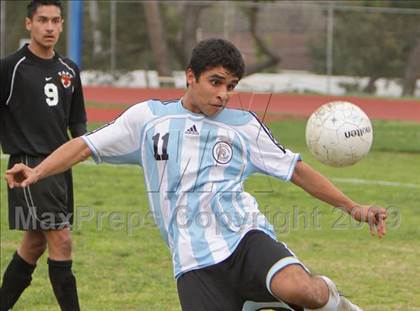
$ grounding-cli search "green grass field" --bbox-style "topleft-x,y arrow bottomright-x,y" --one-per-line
1,118 -> 420,310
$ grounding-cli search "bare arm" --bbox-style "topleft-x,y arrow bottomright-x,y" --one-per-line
291,161 -> 387,237
291,161 -> 357,212
5,137 -> 91,188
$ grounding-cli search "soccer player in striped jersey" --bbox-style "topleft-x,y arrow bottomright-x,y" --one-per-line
0,1 -> 86,310
5,38 -> 387,311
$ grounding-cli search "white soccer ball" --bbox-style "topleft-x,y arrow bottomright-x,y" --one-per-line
305,101 -> 373,167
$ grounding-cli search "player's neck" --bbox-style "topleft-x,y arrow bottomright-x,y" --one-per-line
28,42 -> 55,59
181,92 -> 196,113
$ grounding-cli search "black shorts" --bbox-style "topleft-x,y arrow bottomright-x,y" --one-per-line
177,230 -> 307,311
7,155 -> 74,230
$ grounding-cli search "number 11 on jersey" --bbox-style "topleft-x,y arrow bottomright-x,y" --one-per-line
153,132 -> 169,160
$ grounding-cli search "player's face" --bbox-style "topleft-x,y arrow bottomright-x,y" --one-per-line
26,5 -> 63,51
185,67 -> 239,117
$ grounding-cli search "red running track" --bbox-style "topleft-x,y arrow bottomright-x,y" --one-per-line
84,86 -> 420,123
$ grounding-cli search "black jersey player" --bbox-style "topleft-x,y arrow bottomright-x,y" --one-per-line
0,1 -> 86,310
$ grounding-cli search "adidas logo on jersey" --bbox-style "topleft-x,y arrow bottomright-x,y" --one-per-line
185,125 -> 199,135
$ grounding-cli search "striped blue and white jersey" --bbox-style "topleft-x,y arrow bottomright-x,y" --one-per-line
83,99 -> 301,278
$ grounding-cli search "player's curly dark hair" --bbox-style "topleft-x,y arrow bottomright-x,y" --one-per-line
27,0 -> 63,18
187,38 -> 245,82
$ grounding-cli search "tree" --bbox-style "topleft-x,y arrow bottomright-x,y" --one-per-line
308,1 -> 420,95
163,2 -> 209,68
88,0 -> 103,56
402,37 -> 420,96
180,4 -> 209,66
388,0 -> 420,96
151,1 -> 282,77
242,1 -> 281,75
142,2 -> 171,76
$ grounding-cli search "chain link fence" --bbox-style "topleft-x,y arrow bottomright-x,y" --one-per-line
1,1 -> 419,96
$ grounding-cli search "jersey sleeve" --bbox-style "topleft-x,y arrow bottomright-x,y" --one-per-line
82,102 -> 153,165
0,56 -> 13,107
242,113 -> 301,181
0,55 -> 14,147
65,59 -> 87,127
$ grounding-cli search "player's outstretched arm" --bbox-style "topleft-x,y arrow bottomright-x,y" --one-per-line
5,137 -> 91,188
291,160 -> 387,238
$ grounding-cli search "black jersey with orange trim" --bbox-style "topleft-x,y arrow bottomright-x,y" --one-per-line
0,44 -> 86,156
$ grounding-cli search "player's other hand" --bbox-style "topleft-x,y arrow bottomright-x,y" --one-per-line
5,163 -> 39,188
351,205 -> 388,238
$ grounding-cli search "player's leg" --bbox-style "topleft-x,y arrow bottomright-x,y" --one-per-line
0,231 -> 46,311
17,230 -> 48,264
270,265 -> 328,308
20,155 -> 80,311
237,230 -> 362,310
229,230 -> 303,311
44,228 -> 80,311
1,155 -> 48,310
269,254 -> 363,310
177,264 -> 244,311
271,268 -> 363,311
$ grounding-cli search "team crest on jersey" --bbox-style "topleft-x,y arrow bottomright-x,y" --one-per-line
212,141 -> 233,164
58,71 -> 73,88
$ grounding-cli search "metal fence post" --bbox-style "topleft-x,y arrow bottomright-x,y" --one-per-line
110,1 -> 117,72
326,3 -> 334,95
1,1 -> 6,58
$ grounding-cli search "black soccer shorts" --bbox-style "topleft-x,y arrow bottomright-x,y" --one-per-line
7,155 -> 74,230
176,230 -> 307,311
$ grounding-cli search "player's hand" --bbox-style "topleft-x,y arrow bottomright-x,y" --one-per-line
350,205 -> 388,238
5,163 -> 40,188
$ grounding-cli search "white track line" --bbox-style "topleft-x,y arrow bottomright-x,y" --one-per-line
1,154 -> 419,189
331,177 -> 419,189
